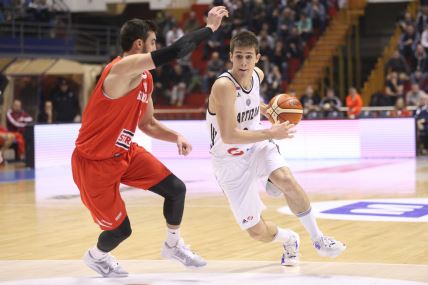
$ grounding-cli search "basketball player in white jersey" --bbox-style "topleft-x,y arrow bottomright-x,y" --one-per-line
206,31 -> 346,265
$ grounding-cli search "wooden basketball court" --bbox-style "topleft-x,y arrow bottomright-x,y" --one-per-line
1,157 -> 427,284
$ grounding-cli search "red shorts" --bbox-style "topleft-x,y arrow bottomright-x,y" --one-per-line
71,143 -> 171,230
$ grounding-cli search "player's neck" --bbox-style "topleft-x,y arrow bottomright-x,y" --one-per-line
230,70 -> 252,90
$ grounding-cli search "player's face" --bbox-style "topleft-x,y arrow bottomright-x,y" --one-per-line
230,46 -> 260,78
143,31 -> 157,53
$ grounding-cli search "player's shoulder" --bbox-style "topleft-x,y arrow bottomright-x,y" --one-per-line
212,76 -> 236,92
254,66 -> 264,83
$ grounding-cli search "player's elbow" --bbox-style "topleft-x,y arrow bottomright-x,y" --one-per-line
221,130 -> 238,144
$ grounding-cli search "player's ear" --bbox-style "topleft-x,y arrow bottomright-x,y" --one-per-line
133,39 -> 143,50
255,53 -> 261,63
229,52 -> 233,63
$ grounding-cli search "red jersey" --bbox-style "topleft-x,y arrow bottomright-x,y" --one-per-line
75,57 -> 153,160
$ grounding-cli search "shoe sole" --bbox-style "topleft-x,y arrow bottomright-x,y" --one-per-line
317,245 -> 346,258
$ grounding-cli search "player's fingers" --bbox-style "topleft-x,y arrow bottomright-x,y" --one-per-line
177,142 -> 183,155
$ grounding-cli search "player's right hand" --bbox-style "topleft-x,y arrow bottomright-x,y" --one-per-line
269,121 -> 296,140
206,6 -> 229,32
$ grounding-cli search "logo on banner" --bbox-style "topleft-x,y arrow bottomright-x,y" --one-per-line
277,198 -> 428,222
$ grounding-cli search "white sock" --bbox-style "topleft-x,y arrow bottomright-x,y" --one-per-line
89,245 -> 107,259
272,227 -> 296,243
166,228 -> 180,247
298,207 -> 323,240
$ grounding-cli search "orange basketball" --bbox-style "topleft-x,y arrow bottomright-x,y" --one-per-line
267,94 -> 303,125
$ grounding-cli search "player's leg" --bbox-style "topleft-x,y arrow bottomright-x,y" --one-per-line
246,217 -> 300,266
269,166 -> 346,257
121,143 -> 206,267
72,149 -> 129,277
0,132 -> 15,166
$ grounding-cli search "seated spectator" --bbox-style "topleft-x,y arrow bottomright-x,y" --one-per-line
416,95 -> 428,154
165,20 -> 184,46
390,97 -> 412,117
51,79 -> 80,123
421,24 -> 428,54
346,87 -> 363,119
398,11 -> 415,33
300,86 -> 321,118
37,100 -> 55,123
203,51 -> 225,93
0,125 -> 25,162
320,88 -> 342,118
169,65 -> 190,107
406,83 -> 426,106
410,70 -> 428,91
385,72 -> 404,105
264,65 -> 283,102
183,11 -> 200,32
370,90 -> 391,107
305,0 -> 327,31
6,99 -> 33,133
399,25 -> 418,64
385,50 -> 410,78
296,12 -> 313,42
286,26 -> 305,61
413,44 -> 428,72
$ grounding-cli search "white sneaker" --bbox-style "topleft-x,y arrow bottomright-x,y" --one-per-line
266,180 -> 282,197
83,249 -> 128,278
281,232 -> 300,266
161,238 -> 207,267
313,236 -> 346,258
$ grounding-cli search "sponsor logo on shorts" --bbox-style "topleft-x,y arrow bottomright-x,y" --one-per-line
227,147 -> 244,156
278,198 -> 428,222
242,216 -> 254,224
115,129 -> 134,150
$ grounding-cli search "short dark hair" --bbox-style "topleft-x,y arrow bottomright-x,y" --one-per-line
230,30 -> 259,54
120,19 -> 157,52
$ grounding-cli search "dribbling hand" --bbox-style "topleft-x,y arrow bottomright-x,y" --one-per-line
269,121 -> 296,140
206,6 -> 229,32
177,135 -> 192,156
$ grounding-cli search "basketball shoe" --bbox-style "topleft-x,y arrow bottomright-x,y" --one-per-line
312,236 -> 346,258
281,231 -> 300,266
161,238 -> 207,267
83,249 -> 128,278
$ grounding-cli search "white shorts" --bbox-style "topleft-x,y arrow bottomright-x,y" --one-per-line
212,140 -> 288,230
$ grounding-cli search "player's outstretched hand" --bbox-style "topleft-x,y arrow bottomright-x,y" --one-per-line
206,6 -> 229,32
269,121 -> 296,140
177,135 -> 193,156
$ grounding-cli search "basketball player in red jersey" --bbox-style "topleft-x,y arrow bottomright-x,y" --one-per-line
71,6 -> 228,277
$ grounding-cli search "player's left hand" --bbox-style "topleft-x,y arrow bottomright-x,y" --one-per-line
177,135 -> 192,156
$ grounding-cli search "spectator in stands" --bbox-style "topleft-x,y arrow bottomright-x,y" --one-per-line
6,99 -> 33,133
165,20 -> 184,46
398,11 -> 415,33
300,85 -> 321,118
296,12 -> 313,42
37,100 -> 55,123
257,27 -> 275,50
152,63 -> 172,104
416,95 -> 428,154
277,7 -> 295,40
183,11 -> 200,32
271,41 -> 288,77
370,90 -> 391,107
421,24 -> 428,54
385,50 -> 410,78
385,71 -> 404,105
390,97 -> 412,117
169,64 -> 190,107
410,69 -> 428,91
305,0 -> 327,31
399,25 -> 419,65
416,5 -> 428,35
320,88 -> 342,118
203,21 -> 225,59
0,126 -> 15,166
406,83 -> 426,106
414,43 -> 428,72
263,65 -> 283,102
0,124 -> 25,162
51,79 -> 80,123
203,51 -> 225,93
346,87 -> 363,119
285,26 -> 305,61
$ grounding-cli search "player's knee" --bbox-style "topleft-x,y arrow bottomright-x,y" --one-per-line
116,216 -> 132,239
170,176 -> 186,201
273,169 -> 296,194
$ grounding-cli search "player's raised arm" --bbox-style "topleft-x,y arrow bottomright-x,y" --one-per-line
110,6 -> 228,78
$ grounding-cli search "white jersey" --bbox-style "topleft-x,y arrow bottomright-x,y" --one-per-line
207,70 -> 262,158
